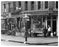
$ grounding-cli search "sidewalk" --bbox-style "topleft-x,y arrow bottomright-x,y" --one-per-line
1,34 -> 58,45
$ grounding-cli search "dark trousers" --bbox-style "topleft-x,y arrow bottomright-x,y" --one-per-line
25,37 -> 27,41
25,31 -> 28,41
47,31 -> 51,36
43,30 -> 47,37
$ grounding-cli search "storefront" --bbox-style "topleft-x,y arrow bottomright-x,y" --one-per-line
1,10 -> 58,36
23,10 -> 58,37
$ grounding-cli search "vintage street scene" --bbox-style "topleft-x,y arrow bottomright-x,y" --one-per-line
1,1 -> 58,46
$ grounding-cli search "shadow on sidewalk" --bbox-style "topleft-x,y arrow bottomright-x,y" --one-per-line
27,42 -> 58,45
8,40 -> 24,43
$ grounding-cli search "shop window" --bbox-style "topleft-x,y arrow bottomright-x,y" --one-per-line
18,1 -> 21,8
38,1 -> 41,9
33,16 -> 42,28
56,1 -> 58,9
25,1 -> 28,10
45,1 -> 48,9
31,1 -> 34,10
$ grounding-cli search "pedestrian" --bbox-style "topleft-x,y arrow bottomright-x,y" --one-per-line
43,26 -> 47,37
47,25 -> 51,37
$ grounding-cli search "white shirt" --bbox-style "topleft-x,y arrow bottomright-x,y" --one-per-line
48,27 -> 51,32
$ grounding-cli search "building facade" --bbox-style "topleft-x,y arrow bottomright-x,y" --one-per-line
1,1 -> 58,14
1,1 -> 58,36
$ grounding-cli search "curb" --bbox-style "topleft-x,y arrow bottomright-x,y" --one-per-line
8,40 -> 24,43
1,39 -> 58,45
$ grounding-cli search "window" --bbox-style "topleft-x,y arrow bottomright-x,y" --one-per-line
25,1 -> 28,10
3,4 -> 6,9
8,3 -> 11,12
18,1 -> 21,8
45,1 -> 48,9
38,1 -> 41,9
13,2 -> 16,10
56,1 -> 58,9
31,1 -> 34,10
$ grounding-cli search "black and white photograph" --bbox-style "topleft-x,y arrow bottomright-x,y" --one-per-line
1,1 -> 58,46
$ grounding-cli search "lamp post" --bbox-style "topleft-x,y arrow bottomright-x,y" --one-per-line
23,14 -> 30,44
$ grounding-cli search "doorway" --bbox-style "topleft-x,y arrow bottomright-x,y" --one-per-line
47,20 -> 51,27
52,20 -> 56,32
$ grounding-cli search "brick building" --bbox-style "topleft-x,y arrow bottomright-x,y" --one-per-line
1,1 -> 58,36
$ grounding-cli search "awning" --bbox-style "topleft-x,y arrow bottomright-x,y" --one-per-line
22,10 -> 58,16
1,10 -> 58,19
22,10 -> 49,16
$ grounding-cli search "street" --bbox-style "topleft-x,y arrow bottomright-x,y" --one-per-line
1,34 -> 58,46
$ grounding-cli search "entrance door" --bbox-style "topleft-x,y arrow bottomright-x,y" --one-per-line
52,20 -> 56,32
47,20 -> 56,32
47,20 -> 51,27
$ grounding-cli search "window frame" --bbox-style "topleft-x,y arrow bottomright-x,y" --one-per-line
38,1 -> 41,9
25,1 -> 28,10
31,1 -> 34,10
45,1 -> 48,9
18,1 -> 21,8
